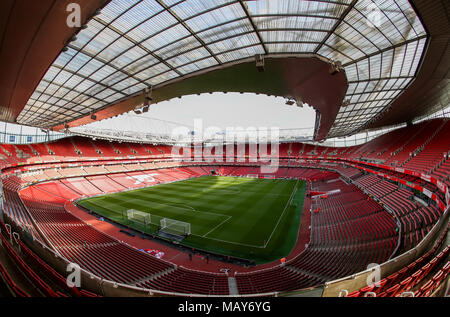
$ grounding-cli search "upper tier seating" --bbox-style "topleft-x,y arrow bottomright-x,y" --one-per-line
72,137 -> 99,157
402,120 -> 450,174
0,118 -> 448,297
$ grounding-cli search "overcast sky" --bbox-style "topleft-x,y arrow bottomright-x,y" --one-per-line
84,92 -> 317,134
149,93 -> 316,129
0,93 -> 317,139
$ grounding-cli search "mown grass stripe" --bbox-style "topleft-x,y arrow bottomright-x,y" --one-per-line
78,176 -> 305,264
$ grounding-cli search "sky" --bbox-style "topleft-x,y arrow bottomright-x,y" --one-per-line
0,93 -> 317,142
4,91 -> 447,145
82,92 -> 317,135
148,93 -> 316,130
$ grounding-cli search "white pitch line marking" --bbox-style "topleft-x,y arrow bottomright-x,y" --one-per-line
263,180 -> 299,248
202,216 -> 232,238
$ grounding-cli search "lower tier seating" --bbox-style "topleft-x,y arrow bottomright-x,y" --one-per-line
1,162 -> 447,296
236,177 -> 398,294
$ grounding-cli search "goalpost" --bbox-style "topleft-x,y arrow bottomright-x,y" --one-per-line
124,209 -> 151,226
160,218 -> 191,237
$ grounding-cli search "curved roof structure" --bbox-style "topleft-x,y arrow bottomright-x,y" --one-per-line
1,0 -> 448,140
51,56 -> 349,141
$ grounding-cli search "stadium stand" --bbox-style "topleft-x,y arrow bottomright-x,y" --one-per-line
347,224 -> 449,297
0,119 -> 448,297
0,0 -> 448,299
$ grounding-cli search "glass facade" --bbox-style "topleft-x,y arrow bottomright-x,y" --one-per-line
0,122 -> 66,144
18,0 -> 427,139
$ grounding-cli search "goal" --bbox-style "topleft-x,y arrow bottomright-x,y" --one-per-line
124,209 -> 151,226
160,218 -> 191,236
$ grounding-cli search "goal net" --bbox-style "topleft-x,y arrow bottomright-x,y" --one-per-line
160,218 -> 191,236
125,209 -> 151,226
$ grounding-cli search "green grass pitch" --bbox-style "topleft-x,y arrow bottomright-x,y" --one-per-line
77,175 -> 306,264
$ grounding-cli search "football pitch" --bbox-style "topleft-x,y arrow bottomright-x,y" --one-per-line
77,175 -> 306,264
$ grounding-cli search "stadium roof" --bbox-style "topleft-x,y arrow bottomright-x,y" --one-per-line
1,0 -> 448,140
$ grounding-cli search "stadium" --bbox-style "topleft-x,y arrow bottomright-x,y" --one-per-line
0,0 -> 449,299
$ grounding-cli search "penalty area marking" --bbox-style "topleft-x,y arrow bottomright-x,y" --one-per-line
83,180 -> 298,250
120,197 -> 232,227
85,198 -> 264,248
151,202 -> 266,248
202,216 -> 232,237
149,201 -> 228,219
